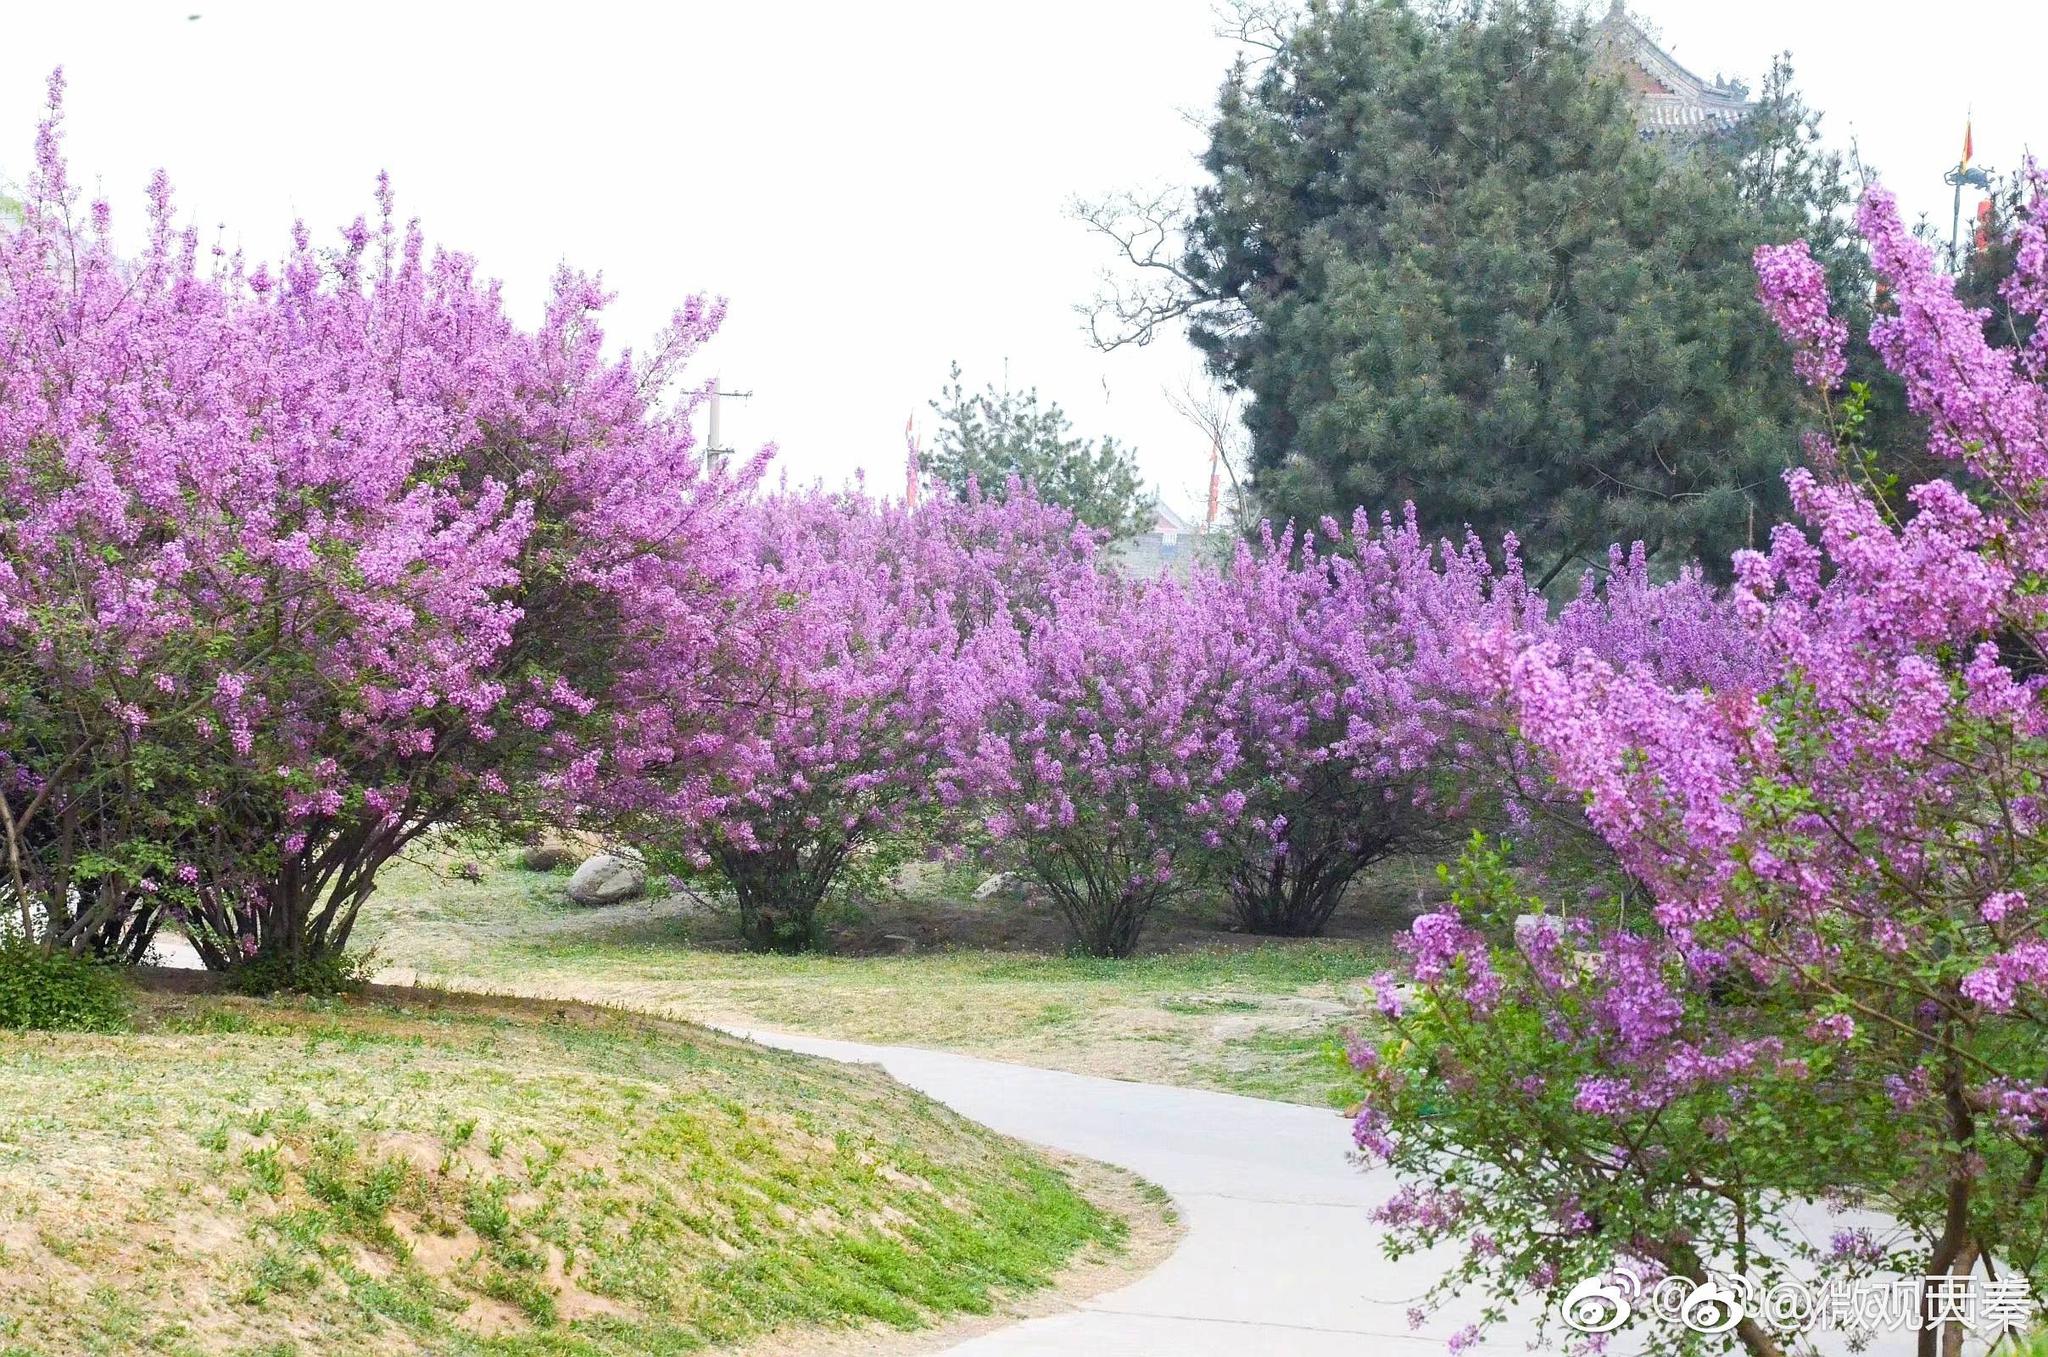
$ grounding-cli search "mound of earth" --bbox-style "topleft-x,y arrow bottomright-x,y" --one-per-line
0,988 -> 1131,1356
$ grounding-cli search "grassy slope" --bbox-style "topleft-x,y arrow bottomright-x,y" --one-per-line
0,990 -> 1125,1357
362,854 -> 1399,1107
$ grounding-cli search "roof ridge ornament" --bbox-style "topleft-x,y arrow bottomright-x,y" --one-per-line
1595,4 -> 1755,141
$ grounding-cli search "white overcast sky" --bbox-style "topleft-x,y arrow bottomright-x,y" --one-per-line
2,1 -> 2043,515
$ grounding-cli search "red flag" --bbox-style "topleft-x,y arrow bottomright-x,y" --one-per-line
1206,443 -> 1221,528
1962,116 -> 1974,170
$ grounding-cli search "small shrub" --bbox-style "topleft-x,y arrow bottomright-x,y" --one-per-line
463,1181 -> 513,1242
237,1248 -> 321,1305
224,948 -> 374,998
481,1267 -> 557,1325
0,944 -> 131,1032
243,1147 -> 288,1197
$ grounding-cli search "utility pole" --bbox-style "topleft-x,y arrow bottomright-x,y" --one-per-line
707,383 -> 720,464
703,377 -> 754,469
1205,430 -> 1222,531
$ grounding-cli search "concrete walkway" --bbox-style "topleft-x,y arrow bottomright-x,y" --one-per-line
723,1027 -> 1533,1355
725,1034 -> 1960,1356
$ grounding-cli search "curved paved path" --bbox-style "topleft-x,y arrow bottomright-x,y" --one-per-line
727,1033 -> 1944,1356
723,1027 -> 1533,1355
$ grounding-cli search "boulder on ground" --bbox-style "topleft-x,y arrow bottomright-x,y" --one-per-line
520,843 -> 578,872
567,853 -> 646,907
972,872 -> 1021,901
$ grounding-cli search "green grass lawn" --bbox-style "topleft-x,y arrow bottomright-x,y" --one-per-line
360,851 -> 1401,1107
0,989 -> 1140,1357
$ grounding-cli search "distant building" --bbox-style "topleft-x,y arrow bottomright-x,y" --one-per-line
1595,2 -> 1754,142
1114,502 -> 1230,580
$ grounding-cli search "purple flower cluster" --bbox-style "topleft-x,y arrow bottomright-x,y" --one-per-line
1754,238 -> 1848,390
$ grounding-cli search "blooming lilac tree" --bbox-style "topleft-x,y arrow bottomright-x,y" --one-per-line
1194,508 -> 1755,941
0,80 -> 762,979
653,482 -> 1095,952
1349,183 -> 2048,1355
1190,513 -> 1505,936
1548,542 -> 1768,698
955,565 -> 1247,958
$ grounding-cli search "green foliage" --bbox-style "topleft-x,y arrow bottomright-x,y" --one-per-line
223,946 -> 375,998
927,362 -> 1153,540
0,943 -> 131,1032
1096,0 -> 1866,584
1350,840 -> 1915,1349
644,829 -> 942,956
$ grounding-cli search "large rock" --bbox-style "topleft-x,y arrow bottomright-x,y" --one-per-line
566,853 -> 646,907
972,872 -> 1021,901
520,843 -> 578,872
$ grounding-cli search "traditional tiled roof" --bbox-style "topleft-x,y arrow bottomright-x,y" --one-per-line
1594,2 -> 1753,138
1151,501 -> 1193,536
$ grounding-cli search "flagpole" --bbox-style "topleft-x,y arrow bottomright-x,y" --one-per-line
1952,175 -> 1964,272
1951,113 -> 1969,271
1947,111 -> 1978,274
1951,154 -> 1966,272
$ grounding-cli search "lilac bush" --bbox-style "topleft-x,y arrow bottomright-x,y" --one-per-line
1191,512 -> 1507,936
1349,180 -> 2048,1355
1548,542 -> 1769,697
953,563 -> 1247,957
0,80 -> 763,977
1192,511 -> 1756,943
655,482 -> 1095,951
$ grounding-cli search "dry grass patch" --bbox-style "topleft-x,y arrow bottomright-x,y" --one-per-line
361,852 -> 1403,1106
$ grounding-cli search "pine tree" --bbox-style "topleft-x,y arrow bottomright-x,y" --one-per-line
926,362 -> 1154,540
1086,0 -> 1862,584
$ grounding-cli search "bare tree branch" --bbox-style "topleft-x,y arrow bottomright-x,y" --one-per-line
1213,0 -> 1295,54
1071,187 -> 1220,352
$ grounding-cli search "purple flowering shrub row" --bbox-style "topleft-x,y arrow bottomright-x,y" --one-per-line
0,80 -> 1756,976
651,491 -> 1520,956
681,484 -> 1756,958
1349,184 -> 2048,1354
